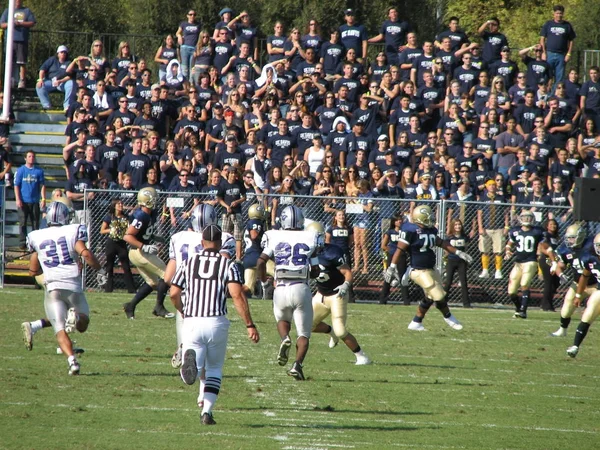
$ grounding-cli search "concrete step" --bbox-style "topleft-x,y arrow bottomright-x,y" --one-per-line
9,133 -> 65,145
13,144 -> 64,155
11,153 -> 64,166
12,123 -> 67,133
14,110 -> 67,123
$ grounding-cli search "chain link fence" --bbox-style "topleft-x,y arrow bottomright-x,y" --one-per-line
83,188 -> 575,308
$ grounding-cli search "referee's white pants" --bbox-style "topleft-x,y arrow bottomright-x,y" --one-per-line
273,282 -> 313,339
182,316 -> 230,382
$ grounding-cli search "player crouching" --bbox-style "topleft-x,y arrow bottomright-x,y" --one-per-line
385,204 -> 472,331
306,222 -> 371,365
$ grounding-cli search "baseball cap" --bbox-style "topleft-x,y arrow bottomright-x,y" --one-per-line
212,102 -> 223,109
56,45 -> 68,53
151,83 -> 160,91
202,224 -> 222,242
420,173 -> 432,180
344,8 -> 355,16
501,46 -> 510,52
385,149 -> 394,155
225,134 -> 237,142
218,7 -> 233,17
538,78 -> 548,85
353,119 -> 365,126
224,109 -> 235,117
378,134 -> 390,141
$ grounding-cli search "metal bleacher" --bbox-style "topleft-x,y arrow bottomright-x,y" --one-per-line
4,89 -> 67,282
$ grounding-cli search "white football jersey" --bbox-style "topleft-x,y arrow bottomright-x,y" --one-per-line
169,230 -> 236,266
261,230 -> 319,281
27,224 -> 88,292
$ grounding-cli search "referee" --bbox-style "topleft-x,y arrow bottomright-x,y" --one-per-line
170,224 -> 260,426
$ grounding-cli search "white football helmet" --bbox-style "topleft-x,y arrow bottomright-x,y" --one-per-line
412,204 -> 435,228
518,210 -> 535,227
46,201 -> 71,226
279,205 -> 304,230
137,187 -> 158,209
248,203 -> 266,220
190,204 -> 217,232
594,233 -> 600,256
565,222 -> 586,249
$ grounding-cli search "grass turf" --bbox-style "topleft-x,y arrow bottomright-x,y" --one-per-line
1,287 -> 598,449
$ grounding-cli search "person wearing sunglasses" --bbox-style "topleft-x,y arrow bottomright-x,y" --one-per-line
477,17 -> 508,64
489,46 -> 519,89
176,10 -> 201,78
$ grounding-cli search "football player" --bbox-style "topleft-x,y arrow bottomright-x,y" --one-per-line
242,204 -> 274,298
26,202 -> 102,375
123,187 -> 174,319
165,204 -> 235,366
385,204 -> 473,331
504,210 -> 555,319
164,204 -> 236,410
566,232 -> 600,358
257,205 -> 320,380
550,222 -> 598,337
306,222 -> 371,365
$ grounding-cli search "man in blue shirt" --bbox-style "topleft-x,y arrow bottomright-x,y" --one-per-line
540,5 -> 576,85
14,150 -> 45,249
35,45 -> 74,111
338,9 -> 368,61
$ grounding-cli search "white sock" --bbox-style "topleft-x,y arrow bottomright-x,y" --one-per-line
67,355 -> 77,365
202,392 -> 217,415
175,312 -> 184,347
30,320 -> 44,334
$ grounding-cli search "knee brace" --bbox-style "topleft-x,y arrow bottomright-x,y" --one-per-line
419,299 -> 434,311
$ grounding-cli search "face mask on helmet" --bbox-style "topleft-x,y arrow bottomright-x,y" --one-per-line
519,211 -> 534,227
137,187 -> 157,209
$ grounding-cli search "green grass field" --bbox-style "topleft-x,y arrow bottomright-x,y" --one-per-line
1,287 -> 599,450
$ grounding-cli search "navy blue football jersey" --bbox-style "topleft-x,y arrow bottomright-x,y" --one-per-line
508,226 -> 545,263
556,236 -> 597,285
243,219 -> 264,255
315,244 -> 348,296
580,251 -> 600,289
129,207 -> 157,245
399,222 -> 438,269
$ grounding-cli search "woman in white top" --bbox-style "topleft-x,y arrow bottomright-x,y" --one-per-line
304,134 -> 325,177
244,142 -> 271,190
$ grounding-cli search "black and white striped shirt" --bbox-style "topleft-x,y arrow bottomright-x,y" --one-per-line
171,249 -> 242,318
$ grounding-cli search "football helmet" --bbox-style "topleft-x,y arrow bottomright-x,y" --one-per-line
412,205 -> 435,228
518,210 -> 535,227
46,201 -> 71,226
594,233 -> 600,256
53,195 -> 73,210
305,221 -> 325,249
565,222 -> 586,249
279,205 -> 305,230
248,203 -> 266,220
190,204 -> 217,233
137,187 -> 158,209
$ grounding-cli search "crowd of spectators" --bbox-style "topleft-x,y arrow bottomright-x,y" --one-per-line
7,5 -> 600,282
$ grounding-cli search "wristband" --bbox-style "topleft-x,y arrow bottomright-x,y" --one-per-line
566,53 -> 571,57
246,323 -> 256,328
389,263 -> 397,269
575,293 -> 582,299
504,226 -> 510,229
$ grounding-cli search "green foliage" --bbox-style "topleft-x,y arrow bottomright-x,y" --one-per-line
2,287 -> 599,449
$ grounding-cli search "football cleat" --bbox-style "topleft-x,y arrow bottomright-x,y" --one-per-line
287,362 -> 305,380
123,302 -> 135,320
277,337 -> 292,366
68,359 -> 80,376
444,315 -> 463,330
494,270 -> 503,279
550,328 -> 567,337
153,308 -> 175,319
355,354 -> 372,365
65,308 -> 77,334
57,346 -> 84,355
201,412 -> 216,425
21,322 -> 33,351
479,270 -> 489,279
171,344 -> 183,369
566,345 -> 579,358
181,349 -> 198,385
513,311 -> 527,319
328,335 -> 339,349
408,320 -> 426,331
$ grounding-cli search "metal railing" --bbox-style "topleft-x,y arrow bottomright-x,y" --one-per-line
82,189 -> 576,308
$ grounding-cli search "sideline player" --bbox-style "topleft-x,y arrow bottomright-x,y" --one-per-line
122,187 -> 174,319
26,202 -> 101,375
550,222 -> 597,337
566,233 -> 600,358
385,204 -> 473,331
306,222 -> 371,365
165,204 -> 235,370
170,224 -> 259,425
241,204 -> 274,298
504,210 -> 555,318
257,205 -> 320,380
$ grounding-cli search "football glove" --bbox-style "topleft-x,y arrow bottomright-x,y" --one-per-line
142,244 -> 159,255
384,265 -> 399,284
96,268 -> 108,287
456,250 -> 473,264
549,261 -> 558,275
400,266 -> 413,287
558,273 -> 570,286
333,281 -> 351,297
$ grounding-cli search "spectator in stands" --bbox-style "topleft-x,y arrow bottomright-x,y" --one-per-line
36,45 -> 74,111
539,218 -> 560,311
228,10 -> 259,61
0,0 -> 36,89
117,136 -> 150,189
353,178 -> 374,274
66,161 -> 94,224
14,150 -> 45,249
218,166 -> 246,260
154,35 -> 178,82
368,7 -> 411,66
540,4 -> 576,85
478,17 -> 508,64
580,66 -> 600,131
477,179 -> 509,279
444,218 -> 471,307
169,168 -> 199,227
339,9 -> 368,61
100,198 -> 135,293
